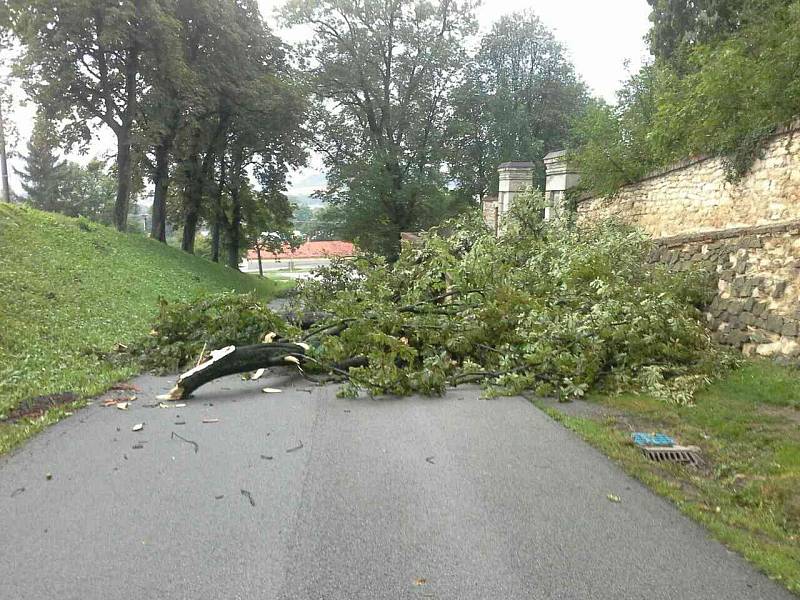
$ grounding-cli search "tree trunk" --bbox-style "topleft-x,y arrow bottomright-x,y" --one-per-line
159,343 -> 309,400
150,110 -> 179,242
211,219 -> 221,262
256,245 -> 263,276
181,196 -> 199,254
113,3 -> 141,232
150,140 -> 170,242
225,182 -> 242,269
226,221 -> 240,269
113,135 -> 133,231
0,99 -> 10,203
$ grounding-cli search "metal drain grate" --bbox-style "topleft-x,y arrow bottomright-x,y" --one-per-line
640,445 -> 702,466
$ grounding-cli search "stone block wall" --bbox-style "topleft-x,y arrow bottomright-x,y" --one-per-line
575,123 -> 800,359
577,125 -> 800,237
651,222 -> 800,358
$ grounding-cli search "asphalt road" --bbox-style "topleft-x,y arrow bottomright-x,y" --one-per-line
0,374 -> 794,600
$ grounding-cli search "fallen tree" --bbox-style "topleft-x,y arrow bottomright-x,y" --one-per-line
142,192 -> 735,404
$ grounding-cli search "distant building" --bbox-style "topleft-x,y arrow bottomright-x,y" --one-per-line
240,240 -> 356,275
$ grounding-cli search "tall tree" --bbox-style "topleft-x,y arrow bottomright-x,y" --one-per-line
446,12 -> 587,199
0,89 -> 10,203
0,11 -> 12,202
172,0 -> 305,257
16,110 -> 66,210
7,0 -> 174,230
283,0 -> 477,258
645,0 -> 790,65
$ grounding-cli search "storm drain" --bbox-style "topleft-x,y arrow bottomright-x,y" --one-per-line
639,445 -> 702,466
632,432 -> 702,466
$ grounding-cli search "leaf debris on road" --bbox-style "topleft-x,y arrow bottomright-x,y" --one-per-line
425,456 -> 435,464
607,493 -> 621,503
10,487 -> 25,498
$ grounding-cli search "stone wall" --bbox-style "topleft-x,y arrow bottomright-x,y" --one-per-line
577,125 -> 800,237
576,124 -> 800,359
651,222 -> 800,358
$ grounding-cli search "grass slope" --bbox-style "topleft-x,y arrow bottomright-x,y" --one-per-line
0,204 -> 291,452
539,361 -> 800,594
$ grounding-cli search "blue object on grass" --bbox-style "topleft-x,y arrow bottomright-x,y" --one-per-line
632,432 -> 675,447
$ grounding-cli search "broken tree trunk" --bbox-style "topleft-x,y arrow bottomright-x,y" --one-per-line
160,342 -> 309,400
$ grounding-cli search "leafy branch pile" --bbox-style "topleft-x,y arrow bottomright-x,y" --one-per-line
142,195 -> 732,404
135,293 -> 295,373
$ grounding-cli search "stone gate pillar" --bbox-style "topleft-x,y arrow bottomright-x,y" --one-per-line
498,161 -> 535,220
543,150 -> 580,220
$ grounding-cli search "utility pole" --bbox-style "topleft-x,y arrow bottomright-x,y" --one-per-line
0,96 -> 10,203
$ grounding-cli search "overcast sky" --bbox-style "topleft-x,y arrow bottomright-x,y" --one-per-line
2,0 -> 651,199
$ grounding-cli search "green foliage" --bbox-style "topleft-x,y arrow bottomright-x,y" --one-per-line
0,203 -> 289,423
283,0 -> 476,258
573,1 -> 800,195
646,0 -> 757,66
295,191 -> 729,403
134,293 -> 297,372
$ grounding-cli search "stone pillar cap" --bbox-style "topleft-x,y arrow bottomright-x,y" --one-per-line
498,161 -> 535,169
543,150 -> 568,161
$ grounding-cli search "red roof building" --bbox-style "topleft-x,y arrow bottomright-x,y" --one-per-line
247,240 -> 356,261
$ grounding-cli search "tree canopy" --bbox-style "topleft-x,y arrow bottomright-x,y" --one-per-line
447,11 -> 587,200
283,0 -> 477,257
572,0 -> 800,196
5,0 -> 307,267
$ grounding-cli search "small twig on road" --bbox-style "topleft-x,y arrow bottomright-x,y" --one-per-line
240,489 -> 256,506
171,431 -> 199,453
286,441 -> 304,453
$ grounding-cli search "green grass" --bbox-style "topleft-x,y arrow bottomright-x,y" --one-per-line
0,204 -> 294,453
538,360 -> 800,595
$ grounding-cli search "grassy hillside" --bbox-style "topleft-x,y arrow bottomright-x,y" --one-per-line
0,204 -> 291,450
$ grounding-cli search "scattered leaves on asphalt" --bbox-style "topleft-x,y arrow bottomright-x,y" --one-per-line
132,423 -> 144,432
45,473 -> 52,481
413,578 -> 427,586
10,487 -> 25,497
425,456 -> 435,464
607,493 -> 621,503
111,383 -> 140,392
251,368 -> 266,380
260,455 -> 273,460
